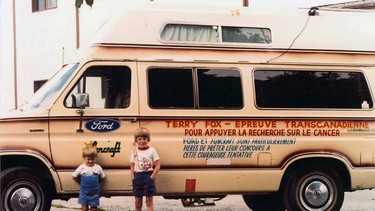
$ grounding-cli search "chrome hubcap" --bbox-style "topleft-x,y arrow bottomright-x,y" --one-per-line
300,176 -> 334,210
10,188 -> 36,210
6,182 -> 41,211
305,181 -> 329,207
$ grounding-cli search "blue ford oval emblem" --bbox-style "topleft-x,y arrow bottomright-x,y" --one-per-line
85,119 -> 120,132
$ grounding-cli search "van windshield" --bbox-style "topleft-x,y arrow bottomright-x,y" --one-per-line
22,63 -> 79,110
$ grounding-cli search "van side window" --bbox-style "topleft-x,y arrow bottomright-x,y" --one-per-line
197,68 -> 243,108
222,27 -> 271,44
254,70 -> 373,109
65,66 -> 131,109
148,68 -> 195,108
160,24 -> 272,44
160,24 -> 218,43
148,68 -> 243,109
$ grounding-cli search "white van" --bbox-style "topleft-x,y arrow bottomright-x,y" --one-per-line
2,3 -> 375,211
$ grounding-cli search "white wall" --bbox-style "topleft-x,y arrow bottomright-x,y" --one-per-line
0,0 -> 129,115
0,0 -> 16,114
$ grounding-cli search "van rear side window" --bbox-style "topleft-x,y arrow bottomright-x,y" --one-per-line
148,68 -> 243,109
254,70 -> 373,109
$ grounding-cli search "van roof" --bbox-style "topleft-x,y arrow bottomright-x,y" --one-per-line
90,2 -> 375,54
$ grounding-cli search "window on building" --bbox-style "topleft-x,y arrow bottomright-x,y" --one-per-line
34,80 -> 48,93
65,66 -> 131,109
148,67 -> 243,109
32,0 -> 57,12
160,24 -> 272,44
254,70 -> 373,109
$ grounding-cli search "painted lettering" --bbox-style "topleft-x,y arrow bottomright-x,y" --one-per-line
166,120 -> 199,128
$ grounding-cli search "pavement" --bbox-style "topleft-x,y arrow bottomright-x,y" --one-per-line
51,190 -> 375,211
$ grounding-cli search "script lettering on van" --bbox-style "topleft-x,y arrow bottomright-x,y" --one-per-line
85,119 -> 120,132
85,141 -> 121,157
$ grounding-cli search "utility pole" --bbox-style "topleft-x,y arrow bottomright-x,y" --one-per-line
12,0 -> 18,108
75,7 -> 80,49
243,0 -> 249,7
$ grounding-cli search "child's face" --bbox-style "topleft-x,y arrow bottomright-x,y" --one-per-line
136,136 -> 149,147
83,156 -> 95,167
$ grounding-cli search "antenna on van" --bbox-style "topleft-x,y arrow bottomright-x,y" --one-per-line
266,8 -> 315,63
308,7 -> 319,16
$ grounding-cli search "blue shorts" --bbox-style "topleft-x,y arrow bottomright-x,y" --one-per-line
132,171 -> 157,197
78,175 -> 100,207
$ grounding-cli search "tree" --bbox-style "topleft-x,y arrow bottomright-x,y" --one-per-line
75,0 -> 94,8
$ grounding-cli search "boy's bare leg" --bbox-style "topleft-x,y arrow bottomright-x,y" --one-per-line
146,196 -> 154,211
135,196 -> 143,211
81,205 -> 88,211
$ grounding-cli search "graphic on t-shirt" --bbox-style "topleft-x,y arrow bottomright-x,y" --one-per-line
138,157 -> 152,171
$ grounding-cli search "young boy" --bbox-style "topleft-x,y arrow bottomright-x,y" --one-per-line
73,146 -> 105,211
130,127 -> 161,211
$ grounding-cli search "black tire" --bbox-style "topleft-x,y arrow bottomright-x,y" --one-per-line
283,166 -> 344,211
243,192 -> 285,211
0,167 -> 52,211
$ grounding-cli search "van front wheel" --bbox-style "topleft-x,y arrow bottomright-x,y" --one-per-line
283,167 -> 344,211
0,167 -> 52,211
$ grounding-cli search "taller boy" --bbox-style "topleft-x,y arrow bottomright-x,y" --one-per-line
130,127 -> 161,211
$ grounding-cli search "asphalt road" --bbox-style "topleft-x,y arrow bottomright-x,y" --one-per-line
51,189 -> 375,210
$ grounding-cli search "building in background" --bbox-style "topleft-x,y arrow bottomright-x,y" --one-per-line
0,0 -> 129,114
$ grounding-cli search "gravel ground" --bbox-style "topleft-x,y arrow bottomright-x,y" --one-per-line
51,190 -> 375,211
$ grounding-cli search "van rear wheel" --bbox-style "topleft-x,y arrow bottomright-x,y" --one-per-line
283,166 -> 344,211
243,192 -> 285,211
0,167 -> 52,211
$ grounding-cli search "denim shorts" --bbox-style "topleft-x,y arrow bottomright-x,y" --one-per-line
78,175 -> 100,207
132,171 -> 157,197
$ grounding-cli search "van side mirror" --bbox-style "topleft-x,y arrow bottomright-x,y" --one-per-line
75,93 -> 90,108
75,93 -> 89,133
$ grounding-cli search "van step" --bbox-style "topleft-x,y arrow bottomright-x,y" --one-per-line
181,198 -> 215,207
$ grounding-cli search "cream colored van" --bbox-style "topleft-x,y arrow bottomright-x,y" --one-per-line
2,3 -> 375,211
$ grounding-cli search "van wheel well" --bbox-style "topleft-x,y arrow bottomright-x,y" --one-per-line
281,158 -> 351,191
0,155 -> 56,196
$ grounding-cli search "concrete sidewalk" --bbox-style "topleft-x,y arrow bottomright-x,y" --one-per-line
51,190 -> 375,211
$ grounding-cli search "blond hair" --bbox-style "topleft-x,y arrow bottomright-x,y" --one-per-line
82,146 -> 98,159
134,127 -> 151,142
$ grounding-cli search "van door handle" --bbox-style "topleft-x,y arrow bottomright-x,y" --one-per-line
130,117 -> 138,122
119,117 -> 138,122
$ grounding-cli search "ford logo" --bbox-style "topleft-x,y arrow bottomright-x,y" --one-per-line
85,119 -> 120,132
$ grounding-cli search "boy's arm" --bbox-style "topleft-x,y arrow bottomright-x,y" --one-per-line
130,162 -> 135,180
150,159 -> 160,180
72,176 -> 80,183
99,176 -> 105,183
72,166 -> 81,183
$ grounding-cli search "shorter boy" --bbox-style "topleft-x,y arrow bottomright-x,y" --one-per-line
130,127 -> 161,211
73,146 -> 105,211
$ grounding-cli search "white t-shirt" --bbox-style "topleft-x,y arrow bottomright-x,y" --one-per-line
72,163 -> 106,179
130,146 -> 160,172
